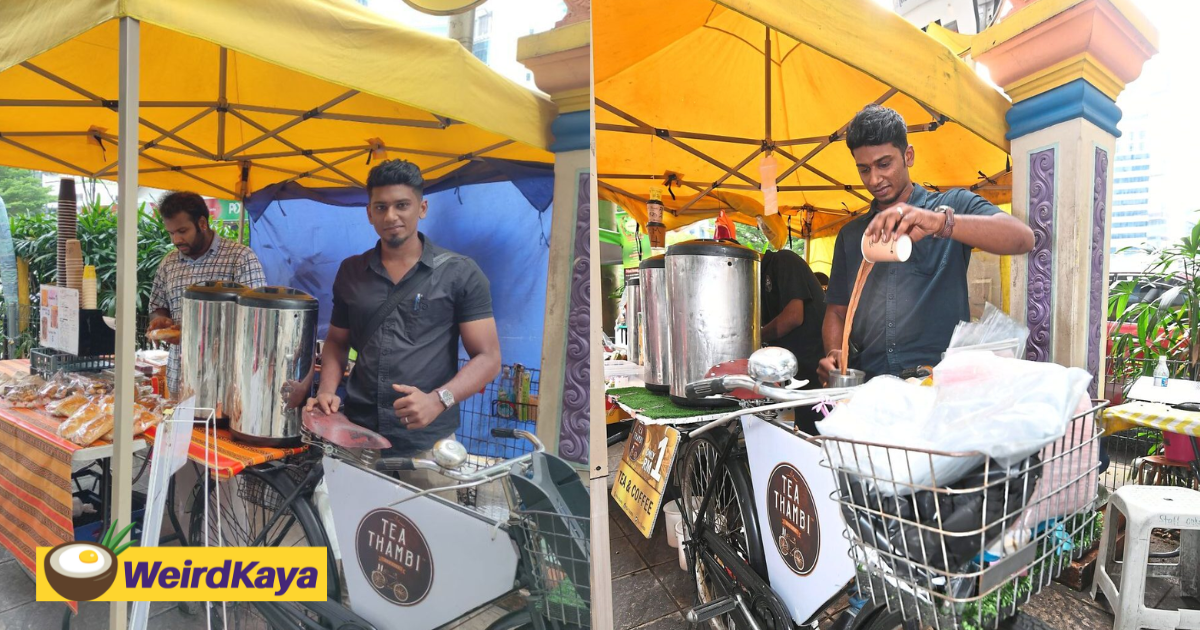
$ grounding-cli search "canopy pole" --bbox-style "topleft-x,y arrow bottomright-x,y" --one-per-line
764,26 -> 771,143
111,15 -> 139,630
679,146 -> 764,212
217,47 -> 228,159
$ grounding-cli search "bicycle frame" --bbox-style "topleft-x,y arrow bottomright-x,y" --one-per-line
678,406 -> 797,629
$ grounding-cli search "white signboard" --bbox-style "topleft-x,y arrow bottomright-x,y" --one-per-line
39,286 -> 79,355
742,415 -> 855,625
324,456 -> 520,630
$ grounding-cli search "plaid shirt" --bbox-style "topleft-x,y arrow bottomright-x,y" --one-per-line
149,235 -> 265,396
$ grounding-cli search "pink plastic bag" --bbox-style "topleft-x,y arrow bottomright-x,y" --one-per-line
1015,395 -> 1099,530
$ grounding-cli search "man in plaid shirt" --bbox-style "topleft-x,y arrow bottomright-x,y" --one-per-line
147,191 -> 265,397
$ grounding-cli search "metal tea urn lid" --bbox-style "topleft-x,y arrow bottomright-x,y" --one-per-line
666,238 -> 760,261
237,286 -> 319,310
184,280 -> 247,301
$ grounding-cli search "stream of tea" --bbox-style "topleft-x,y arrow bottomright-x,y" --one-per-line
840,260 -> 874,376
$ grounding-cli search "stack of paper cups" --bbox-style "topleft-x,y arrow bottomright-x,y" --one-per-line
56,178 -> 77,287
65,239 -> 83,292
82,266 -> 97,310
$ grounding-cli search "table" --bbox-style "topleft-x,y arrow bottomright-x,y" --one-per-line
1102,401 -> 1200,437
142,425 -> 306,479
0,359 -> 147,613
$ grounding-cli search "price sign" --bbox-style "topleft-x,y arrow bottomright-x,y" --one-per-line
39,286 -> 79,355
611,420 -> 680,538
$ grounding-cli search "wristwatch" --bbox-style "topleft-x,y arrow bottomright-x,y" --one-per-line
933,205 -> 956,239
436,388 -> 455,409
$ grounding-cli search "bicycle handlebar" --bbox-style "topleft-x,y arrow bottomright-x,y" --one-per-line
685,375 -> 858,439
375,429 -> 544,483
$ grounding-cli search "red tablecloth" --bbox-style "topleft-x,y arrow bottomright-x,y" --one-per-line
142,425 -> 306,479
0,360 -> 79,611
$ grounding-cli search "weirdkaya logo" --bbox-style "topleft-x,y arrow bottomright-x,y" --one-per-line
37,546 -> 326,602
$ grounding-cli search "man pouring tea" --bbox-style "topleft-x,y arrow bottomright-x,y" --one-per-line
817,105 -> 1035,384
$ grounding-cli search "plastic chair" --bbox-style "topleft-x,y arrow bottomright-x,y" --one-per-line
1091,485 -> 1200,630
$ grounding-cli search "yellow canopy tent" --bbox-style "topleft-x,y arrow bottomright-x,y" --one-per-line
0,4 -> 554,626
0,0 -> 555,200
595,0 -> 1012,249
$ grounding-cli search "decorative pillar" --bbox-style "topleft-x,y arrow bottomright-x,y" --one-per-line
518,7 -> 590,465
974,0 -> 1156,392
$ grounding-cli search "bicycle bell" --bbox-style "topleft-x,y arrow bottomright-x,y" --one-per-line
432,439 -> 469,469
747,346 -> 798,384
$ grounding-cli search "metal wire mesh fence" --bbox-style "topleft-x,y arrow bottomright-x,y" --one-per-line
455,359 -> 539,464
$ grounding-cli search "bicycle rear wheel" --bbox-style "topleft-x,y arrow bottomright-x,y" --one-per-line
678,427 -> 767,630
187,462 -> 337,629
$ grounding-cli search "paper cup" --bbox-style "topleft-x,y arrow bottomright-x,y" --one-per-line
663,500 -> 683,548
861,233 -> 912,263
675,520 -> 690,571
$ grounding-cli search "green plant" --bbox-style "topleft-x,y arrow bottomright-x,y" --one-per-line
1108,219 -> 1200,381
0,167 -> 54,215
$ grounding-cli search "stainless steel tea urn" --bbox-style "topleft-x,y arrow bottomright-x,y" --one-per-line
666,240 -> 760,406
229,287 -> 318,447
639,255 -> 669,392
179,281 -> 247,421
624,274 -> 642,365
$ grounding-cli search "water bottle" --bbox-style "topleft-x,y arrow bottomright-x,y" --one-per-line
1154,356 -> 1169,387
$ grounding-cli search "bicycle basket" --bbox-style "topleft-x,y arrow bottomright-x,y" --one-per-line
816,400 -> 1107,630
514,509 -> 591,628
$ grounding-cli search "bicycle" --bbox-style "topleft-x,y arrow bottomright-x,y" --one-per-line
208,409 -> 591,630
674,347 -> 1106,630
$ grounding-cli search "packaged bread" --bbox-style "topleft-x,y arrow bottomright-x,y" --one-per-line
3,375 -> 44,408
133,403 -> 161,435
38,371 -> 82,401
100,402 -> 162,441
47,392 -> 89,417
59,396 -> 114,446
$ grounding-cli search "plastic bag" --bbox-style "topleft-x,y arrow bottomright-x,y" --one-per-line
38,371 -> 78,400
946,303 -> 1029,359
1,373 -> 45,408
1013,395 -> 1099,530
817,353 -> 1092,495
46,392 -> 89,418
59,396 -> 114,446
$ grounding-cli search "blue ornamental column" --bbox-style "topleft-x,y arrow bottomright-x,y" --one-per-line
974,0 -> 1156,392
518,4 -> 590,465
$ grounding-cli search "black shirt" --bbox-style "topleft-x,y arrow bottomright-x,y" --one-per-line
331,233 -> 493,456
825,185 -> 1001,377
761,250 -> 826,384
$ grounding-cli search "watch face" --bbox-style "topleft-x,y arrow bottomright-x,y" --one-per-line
439,390 -> 454,407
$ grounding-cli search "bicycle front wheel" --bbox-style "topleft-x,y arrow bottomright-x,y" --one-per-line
678,427 -> 767,630
187,462 -> 338,629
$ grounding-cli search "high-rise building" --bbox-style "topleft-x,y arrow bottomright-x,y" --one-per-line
891,0 -> 1002,34
362,0 -> 564,92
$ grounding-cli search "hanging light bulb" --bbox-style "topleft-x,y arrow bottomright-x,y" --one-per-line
759,152 -> 779,216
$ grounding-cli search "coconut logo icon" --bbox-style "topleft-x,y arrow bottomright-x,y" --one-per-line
44,521 -> 136,601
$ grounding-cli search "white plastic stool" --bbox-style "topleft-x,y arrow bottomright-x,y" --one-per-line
1091,485 -> 1200,630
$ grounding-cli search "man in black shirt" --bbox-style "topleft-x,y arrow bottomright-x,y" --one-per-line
817,105 -> 1034,383
306,160 -> 501,464
761,249 -> 826,385
761,248 -> 827,434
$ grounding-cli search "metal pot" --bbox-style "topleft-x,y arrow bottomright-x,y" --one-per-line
179,281 -> 247,422
639,255 -> 669,392
624,274 -> 642,365
666,240 -> 760,407
229,287 -> 318,447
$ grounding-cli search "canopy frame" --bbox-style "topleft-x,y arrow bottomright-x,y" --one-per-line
1,44 -> 534,197
597,24 -> 1012,217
